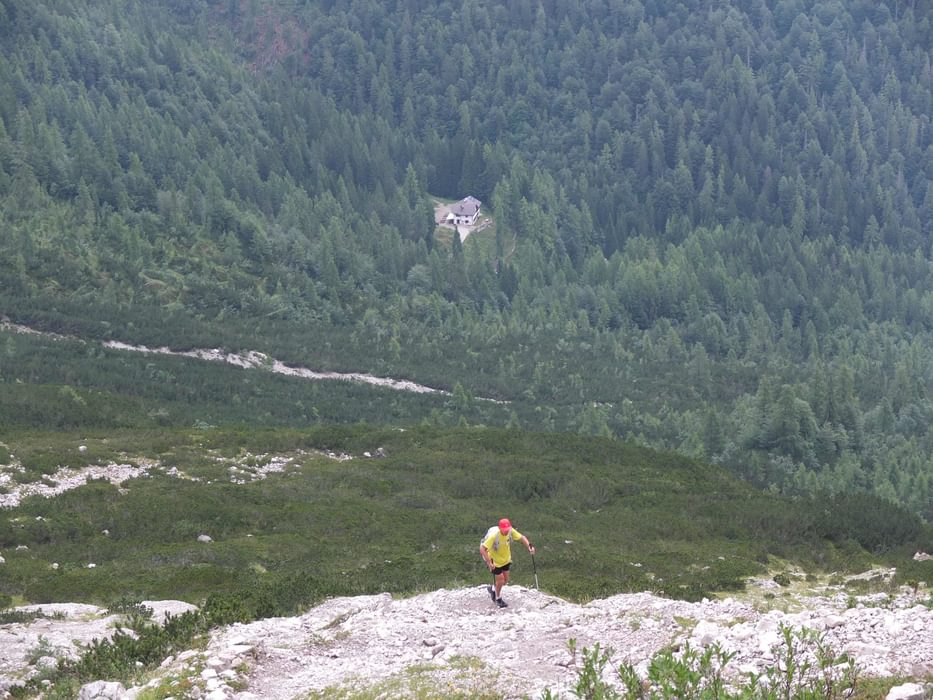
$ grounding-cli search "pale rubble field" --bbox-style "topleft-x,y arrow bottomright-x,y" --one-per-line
0,321 -> 452,398
1,575 -> 931,700
1,320 -> 508,404
0,448 -> 353,510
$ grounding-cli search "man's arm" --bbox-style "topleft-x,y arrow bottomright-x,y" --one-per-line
519,535 -> 536,554
480,543 -> 493,570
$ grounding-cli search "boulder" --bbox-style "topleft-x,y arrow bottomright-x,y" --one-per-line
886,683 -> 928,700
77,680 -> 126,699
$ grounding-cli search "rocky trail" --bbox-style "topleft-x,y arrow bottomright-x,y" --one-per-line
2,576 -> 931,699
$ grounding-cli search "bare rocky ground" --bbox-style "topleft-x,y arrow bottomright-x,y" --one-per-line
1,575 -> 931,700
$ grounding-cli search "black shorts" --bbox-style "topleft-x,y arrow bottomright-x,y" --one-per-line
492,562 -> 512,575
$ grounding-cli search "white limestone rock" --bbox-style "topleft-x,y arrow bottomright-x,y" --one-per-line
76,680 -> 126,699
885,682 -> 928,700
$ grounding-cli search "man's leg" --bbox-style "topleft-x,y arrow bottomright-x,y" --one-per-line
497,567 -> 512,598
496,570 -> 510,607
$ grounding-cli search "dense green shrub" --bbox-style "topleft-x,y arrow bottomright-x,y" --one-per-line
813,493 -> 925,554
1,426 -> 927,610
544,625 -> 858,699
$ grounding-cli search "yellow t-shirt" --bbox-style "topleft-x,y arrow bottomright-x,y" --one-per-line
482,527 -> 523,567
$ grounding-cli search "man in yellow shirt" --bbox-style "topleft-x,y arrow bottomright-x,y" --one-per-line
480,518 -> 535,608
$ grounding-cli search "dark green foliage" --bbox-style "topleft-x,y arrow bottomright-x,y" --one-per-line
813,492 -> 926,554
201,572 -> 343,624
0,0 -> 931,522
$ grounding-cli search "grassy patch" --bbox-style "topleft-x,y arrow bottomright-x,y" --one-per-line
300,657 -> 503,700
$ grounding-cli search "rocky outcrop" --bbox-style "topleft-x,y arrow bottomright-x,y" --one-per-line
76,680 -> 127,699
194,585 -> 929,700
2,581 -> 931,699
0,601 -> 197,698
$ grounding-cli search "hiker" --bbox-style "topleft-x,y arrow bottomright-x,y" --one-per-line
480,518 -> 535,608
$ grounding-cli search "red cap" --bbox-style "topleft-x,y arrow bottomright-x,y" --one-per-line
498,518 -> 511,532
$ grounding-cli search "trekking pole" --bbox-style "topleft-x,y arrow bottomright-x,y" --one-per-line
532,553 -> 539,590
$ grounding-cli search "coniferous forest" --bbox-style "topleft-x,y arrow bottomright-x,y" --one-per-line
1,0 -> 932,520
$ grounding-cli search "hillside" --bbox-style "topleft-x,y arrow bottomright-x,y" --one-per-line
1,0 -> 932,516
2,2 -> 932,695
0,425 -> 931,697
6,425 -> 926,605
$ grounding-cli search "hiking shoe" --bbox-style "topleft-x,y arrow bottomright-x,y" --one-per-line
496,598 -> 508,608
488,585 -> 496,602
